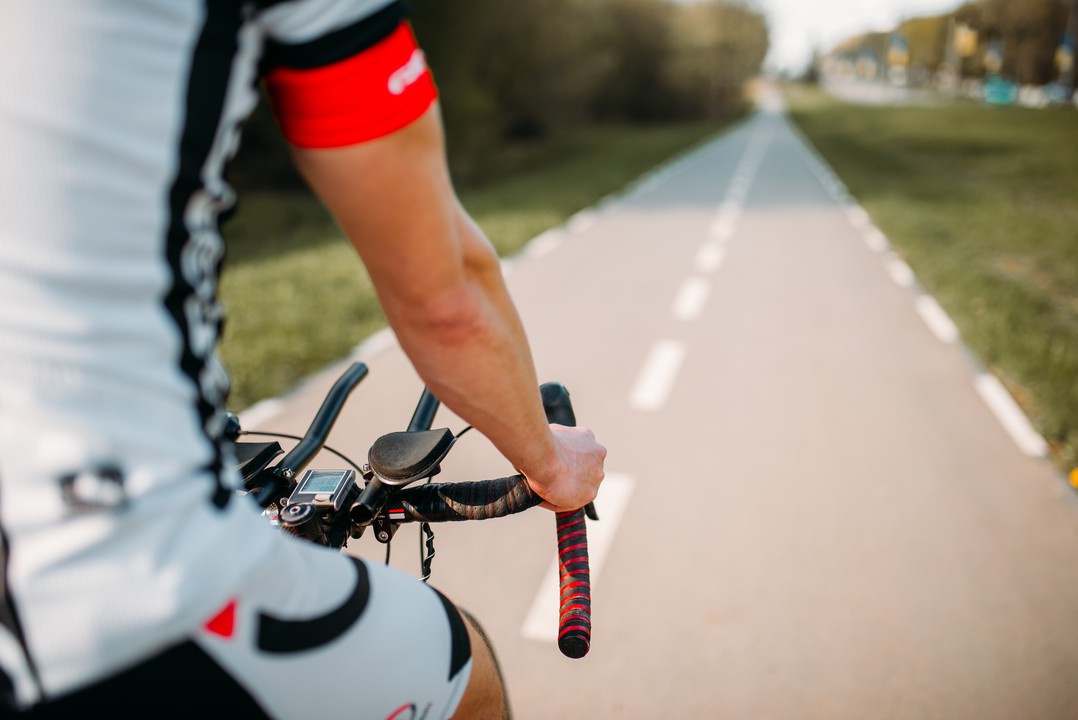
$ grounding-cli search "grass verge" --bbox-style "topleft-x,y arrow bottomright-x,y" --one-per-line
783,83 -> 1078,473
219,119 -> 734,411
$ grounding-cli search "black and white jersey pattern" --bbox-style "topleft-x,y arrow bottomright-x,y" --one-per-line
0,2 -> 469,715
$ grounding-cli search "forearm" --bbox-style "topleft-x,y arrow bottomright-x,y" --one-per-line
290,107 -> 603,510
381,207 -> 560,480
289,109 -> 557,480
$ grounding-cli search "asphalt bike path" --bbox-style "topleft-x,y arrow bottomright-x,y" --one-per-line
240,86 -> 1078,719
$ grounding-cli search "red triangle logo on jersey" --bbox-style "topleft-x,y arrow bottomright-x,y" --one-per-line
204,600 -> 237,638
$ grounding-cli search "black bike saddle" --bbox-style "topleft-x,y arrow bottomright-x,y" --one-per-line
368,428 -> 455,486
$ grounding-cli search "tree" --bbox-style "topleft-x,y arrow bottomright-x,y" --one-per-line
898,15 -> 950,72
971,0 -> 1068,83
665,1 -> 769,118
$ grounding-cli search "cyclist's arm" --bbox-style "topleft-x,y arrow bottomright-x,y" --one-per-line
288,104 -> 605,513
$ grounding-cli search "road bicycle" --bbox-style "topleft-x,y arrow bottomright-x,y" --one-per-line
225,360 -> 596,659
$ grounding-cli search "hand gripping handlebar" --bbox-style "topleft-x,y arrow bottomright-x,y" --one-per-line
383,382 -> 593,659
239,365 -> 594,659
538,382 -> 593,659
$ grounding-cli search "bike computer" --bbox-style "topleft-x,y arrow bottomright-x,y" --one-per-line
285,469 -> 355,511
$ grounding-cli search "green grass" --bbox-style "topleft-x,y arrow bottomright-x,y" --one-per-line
783,83 -> 1078,473
218,120 -> 733,411
217,194 -> 386,412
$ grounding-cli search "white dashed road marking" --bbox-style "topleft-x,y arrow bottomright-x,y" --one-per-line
794,123 -> 1051,468
709,212 -> 739,241
629,340 -> 686,411
845,205 -> 872,230
671,277 -> 711,322
694,243 -> 726,274
567,210 -> 598,234
885,255 -> 915,288
915,295 -> 959,344
522,229 -> 565,259
975,374 -> 1049,458
864,227 -> 889,253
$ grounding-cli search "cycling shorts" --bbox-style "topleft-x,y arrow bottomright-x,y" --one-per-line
4,512 -> 472,718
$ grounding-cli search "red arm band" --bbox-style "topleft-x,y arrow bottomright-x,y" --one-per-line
265,22 -> 438,149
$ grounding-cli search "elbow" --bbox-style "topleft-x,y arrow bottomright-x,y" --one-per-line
386,209 -> 505,348
406,285 -> 491,348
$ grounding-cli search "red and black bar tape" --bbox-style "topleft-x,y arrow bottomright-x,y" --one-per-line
540,382 -> 592,659
555,508 -> 591,658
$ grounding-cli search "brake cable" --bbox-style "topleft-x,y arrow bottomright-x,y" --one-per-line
419,424 -> 474,583
238,430 -> 364,474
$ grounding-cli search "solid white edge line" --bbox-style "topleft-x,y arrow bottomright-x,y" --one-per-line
672,277 -> 711,321
975,374 -> 1049,457
915,295 -> 959,344
629,340 -> 685,411
521,473 -> 635,643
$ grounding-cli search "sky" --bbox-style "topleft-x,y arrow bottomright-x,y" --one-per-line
754,0 -> 965,73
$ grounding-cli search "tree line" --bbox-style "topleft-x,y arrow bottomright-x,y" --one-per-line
822,0 -> 1073,87
951,0 -> 1074,85
232,0 -> 769,189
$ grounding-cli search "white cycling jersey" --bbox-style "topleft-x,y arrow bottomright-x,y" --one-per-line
0,2 -> 464,717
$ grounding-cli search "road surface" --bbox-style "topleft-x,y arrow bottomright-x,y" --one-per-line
240,84 -> 1078,720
